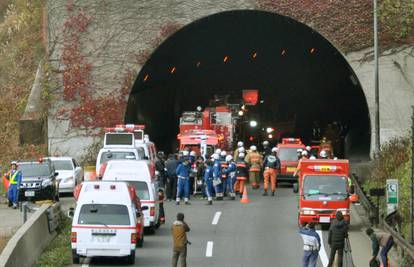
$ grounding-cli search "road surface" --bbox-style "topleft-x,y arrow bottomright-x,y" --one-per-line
63,186 -> 371,267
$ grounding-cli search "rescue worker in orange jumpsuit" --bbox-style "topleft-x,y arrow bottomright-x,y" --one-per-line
245,145 -> 263,189
236,152 -> 248,197
262,147 -> 281,196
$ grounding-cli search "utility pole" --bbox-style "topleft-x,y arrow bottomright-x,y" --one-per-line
411,106 -> 414,244
374,0 -> 381,157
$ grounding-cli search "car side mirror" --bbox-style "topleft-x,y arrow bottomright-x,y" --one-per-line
54,172 -> 59,176
350,194 -> 359,203
67,207 -> 75,218
141,206 -> 149,211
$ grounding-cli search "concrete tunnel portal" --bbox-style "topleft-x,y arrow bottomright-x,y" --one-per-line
125,10 -> 370,158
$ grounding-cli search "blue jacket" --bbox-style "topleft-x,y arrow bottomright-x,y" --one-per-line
223,161 -> 236,179
203,166 -> 213,181
176,163 -> 190,178
299,227 -> 321,251
212,160 -> 221,179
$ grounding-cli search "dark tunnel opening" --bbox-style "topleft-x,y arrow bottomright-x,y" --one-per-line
126,10 -> 371,158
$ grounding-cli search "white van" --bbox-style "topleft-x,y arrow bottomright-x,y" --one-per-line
95,147 -> 145,174
102,160 -> 160,232
71,181 -> 139,264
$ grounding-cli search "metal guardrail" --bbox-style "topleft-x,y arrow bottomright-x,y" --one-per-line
350,173 -> 414,260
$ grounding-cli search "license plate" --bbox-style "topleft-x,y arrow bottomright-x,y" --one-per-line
93,236 -> 111,243
319,217 -> 330,223
25,191 -> 35,197
287,167 -> 296,173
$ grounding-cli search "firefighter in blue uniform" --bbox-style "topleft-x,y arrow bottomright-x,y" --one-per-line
203,160 -> 214,205
223,155 -> 237,200
211,153 -> 223,200
175,158 -> 191,205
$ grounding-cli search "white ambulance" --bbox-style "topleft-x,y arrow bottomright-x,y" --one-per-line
102,160 -> 161,233
71,181 -> 140,264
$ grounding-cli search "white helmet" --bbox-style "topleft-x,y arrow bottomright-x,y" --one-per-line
237,141 -> 244,147
220,151 -> 227,157
333,157 -> 338,160
271,147 -> 278,153
238,147 -> 245,153
263,141 -> 269,146
301,150 -> 308,156
239,152 -> 245,158
250,145 -> 257,151
306,146 -> 311,151
225,155 -> 233,162
297,148 -> 303,153
190,151 -> 196,156
215,149 -> 222,155
211,154 -> 220,160
319,150 -> 328,158
182,150 -> 189,156
309,156 -> 316,160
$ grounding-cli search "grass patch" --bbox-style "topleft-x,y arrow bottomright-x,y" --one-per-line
36,215 -> 72,267
0,235 -> 11,253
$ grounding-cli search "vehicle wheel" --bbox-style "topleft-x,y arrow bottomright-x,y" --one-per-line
126,251 -> 136,264
72,250 -> 80,264
293,183 -> 299,193
137,234 -> 144,247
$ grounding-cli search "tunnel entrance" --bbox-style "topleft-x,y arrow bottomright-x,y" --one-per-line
126,10 -> 370,158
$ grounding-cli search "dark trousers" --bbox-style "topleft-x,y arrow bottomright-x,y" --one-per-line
328,246 -> 343,267
380,237 -> 394,267
167,175 -> 177,200
172,247 -> 187,267
303,250 -> 318,267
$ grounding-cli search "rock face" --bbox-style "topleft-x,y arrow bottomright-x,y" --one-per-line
45,0 -> 414,159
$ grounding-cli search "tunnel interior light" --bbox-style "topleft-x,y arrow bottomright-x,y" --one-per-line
143,74 -> 149,82
266,127 -> 274,133
260,100 -> 264,104
310,48 -> 316,54
238,110 -> 244,116
281,49 -> 286,56
249,120 -> 257,127
249,136 -> 254,141
252,52 -> 257,59
223,56 -> 229,63
170,66 -> 176,74
241,105 -> 246,111
268,134 -> 273,139
196,61 -> 201,68
197,106 -> 202,111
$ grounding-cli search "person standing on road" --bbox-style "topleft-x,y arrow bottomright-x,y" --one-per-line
262,140 -> 271,158
203,159 -> 214,205
236,152 -> 248,197
262,147 -> 281,196
299,222 -> 321,267
172,213 -> 190,267
175,158 -> 191,205
365,228 -> 394,267
211,153 -> 223,200
245,145 -> 263,189
327,211 -> 349,267
219,151 -> 228,196
222,155 -> 237,200
5,162 -> 22,209
165,154 -> 179,201
233,141 -> 244,161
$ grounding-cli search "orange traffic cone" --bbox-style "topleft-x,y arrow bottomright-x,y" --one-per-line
240,185 -> 250,204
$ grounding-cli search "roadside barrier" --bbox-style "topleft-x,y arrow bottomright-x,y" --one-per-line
240,185 -> 250,204
0,203 -> 61,267
350,173 -> 414,261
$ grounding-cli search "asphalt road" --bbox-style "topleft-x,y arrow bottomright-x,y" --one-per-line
63,186 -> 371,267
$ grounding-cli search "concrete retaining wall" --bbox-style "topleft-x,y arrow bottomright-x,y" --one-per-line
0,204 -> 57,267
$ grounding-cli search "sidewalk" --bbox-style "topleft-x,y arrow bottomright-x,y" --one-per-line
350,202 -> 400,267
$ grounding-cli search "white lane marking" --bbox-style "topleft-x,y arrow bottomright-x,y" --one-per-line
206,241 -> 214,257
317,230 -> 329,267
211,211 -> 222,225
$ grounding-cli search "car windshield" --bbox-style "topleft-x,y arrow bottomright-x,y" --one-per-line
303,175 -> 348,200
100,152 -> 136,164
19,164 -> 52,177
52,160 -> 73,171
278,148 -> 299,162
78,204 -> 130,225
128,181 -> 150,200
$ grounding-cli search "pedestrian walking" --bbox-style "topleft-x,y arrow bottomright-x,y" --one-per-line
245,145 -> 263,189
5,161 -> 22,209
327,211 -> 349,267
299,222 -> 321,267
172,213 -> 190,267
262,147 -> 281,196
165,154 -> 179,201
175,158 -> 191,205
366,227 -> 394,267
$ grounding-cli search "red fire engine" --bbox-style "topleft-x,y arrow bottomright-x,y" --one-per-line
294,159 -> 358,227
276,138 -> 305,184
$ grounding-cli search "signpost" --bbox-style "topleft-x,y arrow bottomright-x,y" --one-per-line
386,179 -> 399,215
370,188 -> 385,226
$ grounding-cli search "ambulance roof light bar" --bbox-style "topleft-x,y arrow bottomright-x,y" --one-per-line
282,138 -> 302,144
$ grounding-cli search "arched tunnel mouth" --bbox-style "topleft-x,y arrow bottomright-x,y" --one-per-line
126,10 -> 371,158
